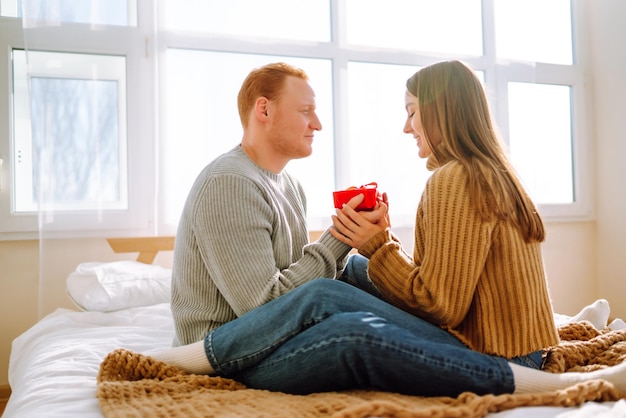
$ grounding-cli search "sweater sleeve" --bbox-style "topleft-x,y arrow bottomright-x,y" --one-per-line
191,173 -> 350,317
361,162 -> 495,327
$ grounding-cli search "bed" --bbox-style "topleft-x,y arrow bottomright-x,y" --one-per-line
5,237 -> 626,417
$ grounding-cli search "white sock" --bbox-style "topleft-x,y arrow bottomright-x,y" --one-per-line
570,299 -> 610,330
144,340 -> 215,375
609,318 -> 626,331
511,361 -> 626,394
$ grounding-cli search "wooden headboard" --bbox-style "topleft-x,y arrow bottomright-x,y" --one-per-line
106,231 -> 324,264
106,236 -> 175,264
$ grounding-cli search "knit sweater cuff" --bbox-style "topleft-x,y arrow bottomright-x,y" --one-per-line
359,229 -> 392,259
317,228 -> 353,261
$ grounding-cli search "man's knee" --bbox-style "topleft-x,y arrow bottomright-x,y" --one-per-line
299,278 -> 352,299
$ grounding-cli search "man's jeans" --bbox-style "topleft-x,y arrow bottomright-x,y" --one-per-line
203,258 -> 539,396
338,253 -> 385,298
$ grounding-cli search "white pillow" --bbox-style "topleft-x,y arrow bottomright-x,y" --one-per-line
66,261 -> 172,312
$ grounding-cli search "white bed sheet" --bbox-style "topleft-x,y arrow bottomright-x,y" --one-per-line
5,303 -> 174,418
5,305 -> 623,418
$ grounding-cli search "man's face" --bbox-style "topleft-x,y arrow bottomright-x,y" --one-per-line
266,76 -> 322,161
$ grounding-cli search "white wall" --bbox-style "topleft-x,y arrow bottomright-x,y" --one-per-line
589,0 -> 626,320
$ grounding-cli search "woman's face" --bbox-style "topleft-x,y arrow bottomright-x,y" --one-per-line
403,91 -> 432,159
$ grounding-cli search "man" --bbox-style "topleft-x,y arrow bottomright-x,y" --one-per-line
170,62 -> 361,346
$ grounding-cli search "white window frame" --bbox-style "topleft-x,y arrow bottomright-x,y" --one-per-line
0,0 -> 593,240
0,3 -> 157,238
493,62 -> 593,220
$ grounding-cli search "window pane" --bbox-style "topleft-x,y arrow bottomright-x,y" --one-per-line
0,0 -> 17,16
12,50 -> 128,212
163,0 -> 330,42
346,62 -> 432,224
162,50 -> 334,229
494,0 -> 572,64
3,0 -> 136,25
346,0 -> 482,56
508,82 -> 573,204
19,0 -> 134,25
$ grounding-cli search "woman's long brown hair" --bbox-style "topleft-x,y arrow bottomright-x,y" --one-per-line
407,60 -> 545,242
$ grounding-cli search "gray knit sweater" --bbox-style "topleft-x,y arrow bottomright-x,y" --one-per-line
171,145 -> 352,346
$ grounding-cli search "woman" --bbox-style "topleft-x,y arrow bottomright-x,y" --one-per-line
147,60 -> 626,397
332,59 -> 557,362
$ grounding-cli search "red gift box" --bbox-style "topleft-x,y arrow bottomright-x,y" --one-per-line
333,182 -> 379,211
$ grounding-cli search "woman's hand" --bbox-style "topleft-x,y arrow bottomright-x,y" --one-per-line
330,193 -> 390,249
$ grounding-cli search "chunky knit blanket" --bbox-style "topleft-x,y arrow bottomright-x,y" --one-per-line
97,321 -> 626,418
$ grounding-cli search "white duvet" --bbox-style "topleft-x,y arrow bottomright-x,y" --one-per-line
5,302 -> 625,418
5,303 -> 174,418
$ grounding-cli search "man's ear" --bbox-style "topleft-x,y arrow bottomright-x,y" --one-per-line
255,97 -> 270,121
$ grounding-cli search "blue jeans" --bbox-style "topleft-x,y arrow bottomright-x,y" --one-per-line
339,255 -> 544,372
203,273 -> 539,396
337,253 -> 385,299
339,254 -> 543,369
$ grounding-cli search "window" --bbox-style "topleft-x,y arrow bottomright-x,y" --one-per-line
162,0 -> 329,42
0,0 -> 590,238
346,0 -> 483,56
1,0 -> 136,26
12,50 -> 128,213
508,82 -> 573,204
0,0 -> 153,235
494,0 -> 573,65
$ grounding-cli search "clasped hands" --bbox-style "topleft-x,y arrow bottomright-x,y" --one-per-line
330,192 -> 390,249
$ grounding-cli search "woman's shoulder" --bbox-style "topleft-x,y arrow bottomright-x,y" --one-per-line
429,160 -> 467,184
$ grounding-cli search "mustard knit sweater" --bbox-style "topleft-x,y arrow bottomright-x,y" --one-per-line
359,161 -> 560,358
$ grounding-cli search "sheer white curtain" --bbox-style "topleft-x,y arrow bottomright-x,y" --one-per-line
18,0 -> 154,316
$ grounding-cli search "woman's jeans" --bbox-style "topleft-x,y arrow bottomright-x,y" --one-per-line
204,255 -> 540,397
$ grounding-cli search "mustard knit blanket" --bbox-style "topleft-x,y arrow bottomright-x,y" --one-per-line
97,321 -> 626,418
